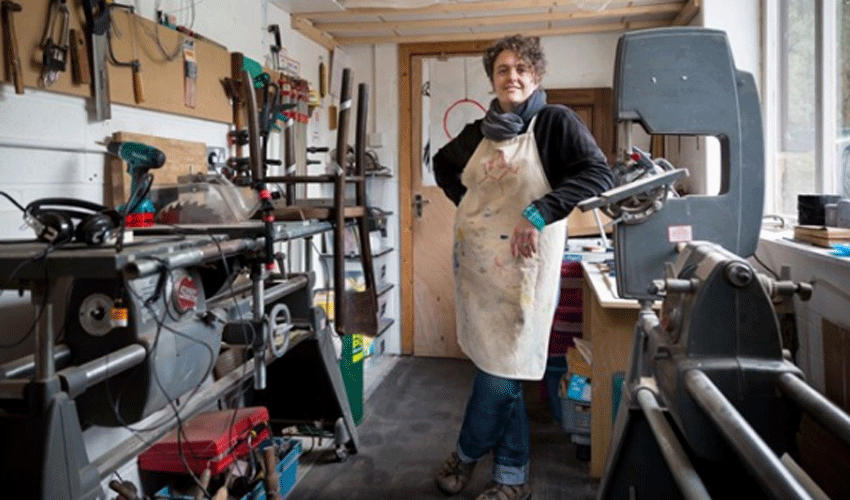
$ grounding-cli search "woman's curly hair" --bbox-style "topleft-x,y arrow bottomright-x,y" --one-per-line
483,35 -> 546,83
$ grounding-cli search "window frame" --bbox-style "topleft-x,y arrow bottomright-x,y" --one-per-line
764,0 -> 840,218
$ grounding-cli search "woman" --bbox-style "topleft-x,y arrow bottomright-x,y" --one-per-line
432,34 -> 614,500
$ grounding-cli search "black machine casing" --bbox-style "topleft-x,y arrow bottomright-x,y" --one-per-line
612,28 -> 764,301
66,268 -> 222,427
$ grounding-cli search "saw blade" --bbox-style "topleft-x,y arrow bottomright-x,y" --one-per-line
157,200 -> 224,224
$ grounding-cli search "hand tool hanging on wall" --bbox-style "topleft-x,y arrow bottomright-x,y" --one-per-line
1,0 -> 24,94
268,24 -> 281,71
106,3 -> 143,103
81,0 -> 111,120
39,0 -> 69,88
69,29 -> 90,84
183,38 -> 197,108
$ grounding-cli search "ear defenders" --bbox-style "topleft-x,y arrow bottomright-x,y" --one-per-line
25,198 -> 122,246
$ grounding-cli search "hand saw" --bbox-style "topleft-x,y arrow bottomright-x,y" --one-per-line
81,0 -> 110,120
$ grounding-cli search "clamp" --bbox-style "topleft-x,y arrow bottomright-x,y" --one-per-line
40,0 -> 69,87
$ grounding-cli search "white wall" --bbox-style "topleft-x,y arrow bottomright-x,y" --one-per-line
697,0 -> 762,196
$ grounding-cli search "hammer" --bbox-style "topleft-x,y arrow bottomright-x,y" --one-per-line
1,0 -> 23,94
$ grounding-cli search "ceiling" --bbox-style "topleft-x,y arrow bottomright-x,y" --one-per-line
274,0 -> 700,50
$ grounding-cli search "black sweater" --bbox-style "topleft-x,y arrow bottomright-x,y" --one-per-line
433,104 -> 615,225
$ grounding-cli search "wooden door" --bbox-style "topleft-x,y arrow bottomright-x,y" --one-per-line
547,88 -> 615,237
400,42 -> 492,357
410,54 -> 464,358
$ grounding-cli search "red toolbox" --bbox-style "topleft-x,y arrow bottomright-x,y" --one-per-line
138,406 -> 271,475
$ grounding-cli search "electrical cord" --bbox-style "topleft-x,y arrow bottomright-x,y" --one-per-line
0,190 -> 26,212
751,251 -> 779,279
0,239 -> 67,348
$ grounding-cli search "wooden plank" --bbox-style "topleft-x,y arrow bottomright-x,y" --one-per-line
315,3 -> 683,32
301,0 -> 686,21
673,0 -> 701,25
107,131 -> 207,207
583,264 -> 639,479
1,2 -> 231,123
291,16 -> 338,52
334,19 -> 663,46
793,225 -> 850,248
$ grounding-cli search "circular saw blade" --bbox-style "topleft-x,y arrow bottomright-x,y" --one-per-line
157,200 -> 225,224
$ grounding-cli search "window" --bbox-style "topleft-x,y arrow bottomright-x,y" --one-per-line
840,1 -> 850,197
770,0 -> 850,217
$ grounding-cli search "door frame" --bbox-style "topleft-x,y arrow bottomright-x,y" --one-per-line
398,40 -> 494,354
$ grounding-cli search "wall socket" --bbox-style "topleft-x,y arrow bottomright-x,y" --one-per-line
368,132 -> 384,148
207,146 -> 227,171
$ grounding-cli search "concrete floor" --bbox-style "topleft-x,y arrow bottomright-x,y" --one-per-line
287,356 -> 599,500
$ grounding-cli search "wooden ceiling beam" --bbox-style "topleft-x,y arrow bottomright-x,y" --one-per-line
334,18 -> 665,45
672,0 -> 700,25
300,0 -> 681,22
291,16 -> 338,51
315,2 -> 682,32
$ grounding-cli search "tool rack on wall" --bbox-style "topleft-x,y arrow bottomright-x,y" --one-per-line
0,1 -> 231,122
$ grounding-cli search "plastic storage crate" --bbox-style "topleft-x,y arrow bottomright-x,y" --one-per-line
561,397 -> 591,435
242,437 -> 302,500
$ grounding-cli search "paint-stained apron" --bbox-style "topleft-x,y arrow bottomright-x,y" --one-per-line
454,117 -> 567,380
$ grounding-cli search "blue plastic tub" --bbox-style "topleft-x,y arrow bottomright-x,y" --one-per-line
243,437 -> 302,500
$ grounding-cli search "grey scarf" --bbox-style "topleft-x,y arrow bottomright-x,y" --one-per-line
481,88 -> 547,141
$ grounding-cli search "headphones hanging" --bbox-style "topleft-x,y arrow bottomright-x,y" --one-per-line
25,198 -> 121,246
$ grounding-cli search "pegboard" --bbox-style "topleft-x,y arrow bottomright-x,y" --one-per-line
1,1 -> 231,123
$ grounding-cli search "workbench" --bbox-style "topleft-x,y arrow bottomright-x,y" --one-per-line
0,220 -> 361,500
581,261 -> 658,478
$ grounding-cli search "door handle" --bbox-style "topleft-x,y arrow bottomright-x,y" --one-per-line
414,193 -> 430,218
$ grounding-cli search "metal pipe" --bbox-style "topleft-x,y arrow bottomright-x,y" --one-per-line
778,372 -> 850,448
264,275 -> 309,304
780,453 -> 830,500
684,370 -> 813,500
252,265 -> 266,390
305,235 -> 314,274
57,344 -> 147,398
124,238 -> 260,278
36,302 -> 54,381
94,354 -> 260,478
0,135 -> 106,154
635,388 -> 711,500
0,344 -> 71,380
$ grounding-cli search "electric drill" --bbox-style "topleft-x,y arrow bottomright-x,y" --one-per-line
107,141 -> 166,227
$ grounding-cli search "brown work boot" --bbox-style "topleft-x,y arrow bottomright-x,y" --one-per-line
475,481 -> 532,500
435,451 -> 476,495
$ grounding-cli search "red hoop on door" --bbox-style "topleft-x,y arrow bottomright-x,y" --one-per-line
443,98 -> 486,139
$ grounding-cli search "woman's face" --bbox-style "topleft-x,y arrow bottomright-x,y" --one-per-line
492,49 -> 539,113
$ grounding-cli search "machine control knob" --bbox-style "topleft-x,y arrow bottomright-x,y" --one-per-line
724,261 -> 754,287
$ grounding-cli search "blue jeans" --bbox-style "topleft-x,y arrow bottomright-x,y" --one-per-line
456,369 -> 530,485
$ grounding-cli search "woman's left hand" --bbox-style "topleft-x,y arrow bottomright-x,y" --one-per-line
511,218 -> 539,258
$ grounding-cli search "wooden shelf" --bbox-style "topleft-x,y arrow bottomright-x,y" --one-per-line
378,317 -> 394,335
377,282 -> 394,297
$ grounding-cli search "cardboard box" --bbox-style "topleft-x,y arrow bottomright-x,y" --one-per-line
566,347 -> 591,378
